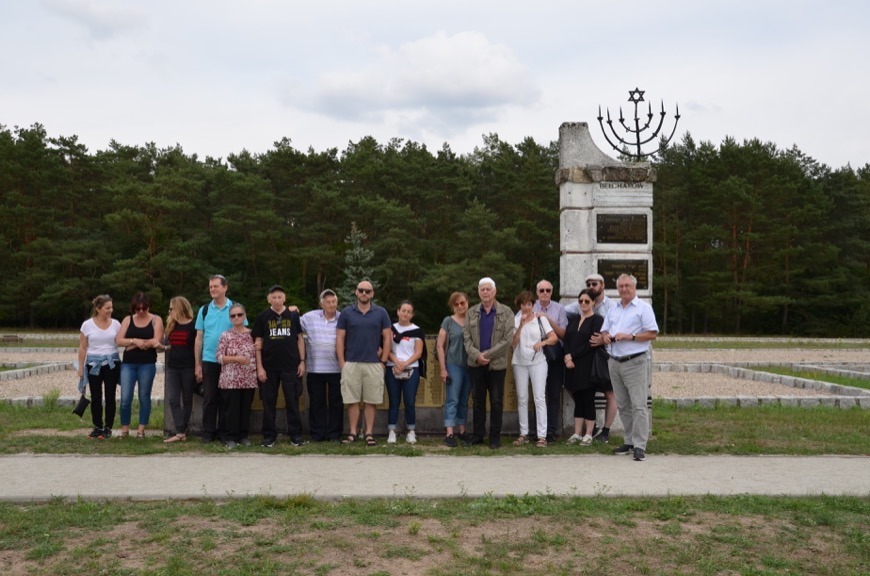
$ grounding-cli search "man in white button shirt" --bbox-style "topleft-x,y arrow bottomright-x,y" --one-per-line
591,274 -> 658,462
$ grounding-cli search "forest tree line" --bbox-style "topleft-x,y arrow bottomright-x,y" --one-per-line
0,123 -> 867,336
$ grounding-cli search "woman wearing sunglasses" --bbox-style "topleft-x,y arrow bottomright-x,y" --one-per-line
563,288 -> 605,446
116,292 -> 164,439
216,303 -> 258,449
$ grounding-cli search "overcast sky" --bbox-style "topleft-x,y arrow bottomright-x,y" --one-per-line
2,1 -> 867,169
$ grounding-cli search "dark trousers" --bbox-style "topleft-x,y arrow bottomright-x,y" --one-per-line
165,366 -> 195,435
545,358 -> 564,436
201,361 -> 223,440
260,369 -> 303,442
220,388 -> 255,442
87,363 -> 119,430
570,387 -> 597,421
469,366 -> 506,441
307,372 -> 343,441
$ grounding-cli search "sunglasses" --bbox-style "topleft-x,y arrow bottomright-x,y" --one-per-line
538,288 -> 552,293
586,281 -> 600,287
356,288 -> 373,294
578,299 -> 593,304
230,313 -> 245,318
134,306 -> 148,312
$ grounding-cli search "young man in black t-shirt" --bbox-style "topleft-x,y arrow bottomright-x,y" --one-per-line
252,285 -> 306,447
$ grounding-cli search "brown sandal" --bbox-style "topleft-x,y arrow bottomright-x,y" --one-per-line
513,435 -> 528,446
341,434 -> 358,444
163,434 -> 186,443
536,438 -> 548,448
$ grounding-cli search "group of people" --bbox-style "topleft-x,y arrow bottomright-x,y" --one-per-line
77,271 -> 658,461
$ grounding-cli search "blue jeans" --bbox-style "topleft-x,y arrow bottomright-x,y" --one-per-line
385,367 -> 420,430
119,362 -> 157,426
443,363 -> 471,427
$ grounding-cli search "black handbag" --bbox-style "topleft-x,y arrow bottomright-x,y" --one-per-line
537,318 -> 563,363
590,347 -> 611,386
72,394 -> 90,417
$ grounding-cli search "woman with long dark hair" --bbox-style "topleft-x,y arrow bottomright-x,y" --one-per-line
563,289 -> 605,445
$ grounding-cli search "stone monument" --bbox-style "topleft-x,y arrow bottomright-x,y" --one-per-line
556,122 -> 656,299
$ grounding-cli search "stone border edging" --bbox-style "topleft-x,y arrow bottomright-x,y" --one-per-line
655,362 -> 870,397
0,362 -> 74,381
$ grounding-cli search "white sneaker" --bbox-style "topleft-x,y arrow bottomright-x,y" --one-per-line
566,433 -> 583,444
387,430 -> 397,444
580,435 -> 593,446
406,430 -> 417,444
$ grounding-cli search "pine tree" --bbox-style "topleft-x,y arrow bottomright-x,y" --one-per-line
337,222 -> 376,305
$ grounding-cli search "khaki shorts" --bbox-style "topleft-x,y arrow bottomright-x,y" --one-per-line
341,362 -> 385,405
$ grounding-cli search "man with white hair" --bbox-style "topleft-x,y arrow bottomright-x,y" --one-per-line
462,277 -> 515,449
592,274 -> 658,461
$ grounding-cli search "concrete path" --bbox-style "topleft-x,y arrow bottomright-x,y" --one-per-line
1,454 -> 867,501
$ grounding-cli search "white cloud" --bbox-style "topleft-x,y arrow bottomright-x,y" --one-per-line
285,31 -> 540,132
41,0 -> 145,40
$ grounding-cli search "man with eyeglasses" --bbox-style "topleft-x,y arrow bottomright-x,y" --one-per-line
533,280 -> 568,442
463,277 -> 515,449
336,280 -> 391,446
591,274 -> 658,462
194,274 -> 245,443
566,273 -> 617,442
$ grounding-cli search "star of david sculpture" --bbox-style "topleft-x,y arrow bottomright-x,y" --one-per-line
598,87 -> 680,160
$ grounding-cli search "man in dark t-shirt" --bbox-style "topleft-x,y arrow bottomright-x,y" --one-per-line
252,285 -> 305,447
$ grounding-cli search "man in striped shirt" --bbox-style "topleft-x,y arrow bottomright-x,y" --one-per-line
300,289 -> 343,442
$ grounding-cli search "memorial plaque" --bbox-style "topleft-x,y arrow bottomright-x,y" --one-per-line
596,214 -> 648,244
598,259 -> 649,290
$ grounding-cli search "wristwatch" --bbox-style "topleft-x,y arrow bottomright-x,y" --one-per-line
631,333 -> 637,341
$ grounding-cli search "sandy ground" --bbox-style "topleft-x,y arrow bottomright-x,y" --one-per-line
2,348 -> 867,399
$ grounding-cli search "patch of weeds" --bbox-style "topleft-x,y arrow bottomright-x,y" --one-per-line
408,520 -> 421,535
382,544 -> 428,560
659,521 -> 683,536
41,388 -> 61,410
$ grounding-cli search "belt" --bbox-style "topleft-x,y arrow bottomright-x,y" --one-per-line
611,352 -> 646,363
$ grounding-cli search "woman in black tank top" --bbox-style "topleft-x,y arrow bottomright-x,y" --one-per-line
115,292 -> 164,438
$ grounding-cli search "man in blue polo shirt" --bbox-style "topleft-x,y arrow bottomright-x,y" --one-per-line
194,274 -> 243,443
336,280 -> 391,446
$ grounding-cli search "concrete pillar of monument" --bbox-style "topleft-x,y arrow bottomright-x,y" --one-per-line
556,122 -> 656,436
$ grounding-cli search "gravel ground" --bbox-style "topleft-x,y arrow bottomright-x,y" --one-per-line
2,348 -> 868,399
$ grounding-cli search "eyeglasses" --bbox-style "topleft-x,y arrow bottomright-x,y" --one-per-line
230,313 -> 245,318
454,301 -> 467,307
586,281 -> 600,287
538,288 -> 552,293
578,299 -> 593,304
356,288 -> 373,294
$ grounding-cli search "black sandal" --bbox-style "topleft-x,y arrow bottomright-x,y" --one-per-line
365,434 -> 377,447
341,434 -> 358,444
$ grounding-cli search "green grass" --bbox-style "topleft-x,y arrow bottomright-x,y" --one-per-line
1,399 -> 867,456
0,495 -> 866,575
750,366 -> 870,391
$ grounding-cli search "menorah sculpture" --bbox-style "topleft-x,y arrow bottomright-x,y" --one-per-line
597,87 -> 680,160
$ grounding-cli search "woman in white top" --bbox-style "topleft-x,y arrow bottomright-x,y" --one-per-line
77,294 -> 122,439
385,300 -> 425,444
511,290 -> 557,447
